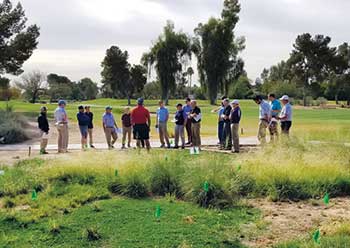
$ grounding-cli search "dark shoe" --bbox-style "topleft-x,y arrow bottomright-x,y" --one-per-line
90,145 -> 95,148
174,146 -> 179,149
160,144 -> 165,148
232,150 -> 240,154
185,142 -> 191,145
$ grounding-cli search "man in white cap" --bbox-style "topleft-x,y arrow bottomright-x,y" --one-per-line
230,100 -> 241,153
278,95 -> 293,136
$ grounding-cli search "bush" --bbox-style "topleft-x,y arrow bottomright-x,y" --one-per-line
122,174 -> 148,199
0,109 -> 29,144
149,161 -> 183,198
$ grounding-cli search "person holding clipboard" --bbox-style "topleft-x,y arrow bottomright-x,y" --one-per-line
189,100 -> 202,149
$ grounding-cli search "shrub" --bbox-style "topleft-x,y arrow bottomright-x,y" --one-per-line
149,162 -> 183,198
0,110 -> 29,144
122,174 -> 148,199
230,173 -> 256,197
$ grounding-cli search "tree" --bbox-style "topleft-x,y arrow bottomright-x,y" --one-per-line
101,46 -> 130,99
77,78 -> 98,100
287,34 -> 337,105
15,71 -> 46,103
142,21 -> 191,104
0,0 -> 40,75
126,65 -> 147,105
229,75 -> 253,99
194,0 -> 243,104
186,66 -> 194,95
142,81 -> 161,100
47,73 -> 74,101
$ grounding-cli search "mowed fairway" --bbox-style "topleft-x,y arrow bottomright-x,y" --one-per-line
1,99 -> 350,141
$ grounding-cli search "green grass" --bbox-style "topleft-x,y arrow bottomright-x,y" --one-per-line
1,98 -> 350,140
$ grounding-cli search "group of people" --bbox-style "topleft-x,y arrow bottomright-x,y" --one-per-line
37,98 -> 203,154
215,93 -> 293,154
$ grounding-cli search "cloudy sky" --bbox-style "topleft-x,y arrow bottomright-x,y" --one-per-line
16,0 -> 350,83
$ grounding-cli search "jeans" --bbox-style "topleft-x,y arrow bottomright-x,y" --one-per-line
222,121 -> 232,148
218,121 -> 224,144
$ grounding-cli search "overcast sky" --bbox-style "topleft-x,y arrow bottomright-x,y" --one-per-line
16,0 -> 350,83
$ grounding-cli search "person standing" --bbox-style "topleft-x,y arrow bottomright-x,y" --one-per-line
174,103 -> 187,149
84,106 -> 95,148
131,98 -> 151,151
77,105 -> 90,150
156,100 -> 170,148
278,95 -> 293,136
54,100 -> 69,153
121,107 -> 132,149
220,99 -> 232,150
189,100 -> 201,149
211,96 -> 227,145
268,94 -> 282,142
230,100 -> 242,153
38,106 -> 49,155
254,95 -> 271,145
183,98 -> 192,145
102,106 -> 118,149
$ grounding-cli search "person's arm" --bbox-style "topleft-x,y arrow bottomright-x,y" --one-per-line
211,106 -> 221,113
102,116 -> 106,130
165,110 -> 169,122
147,111 -> 151,129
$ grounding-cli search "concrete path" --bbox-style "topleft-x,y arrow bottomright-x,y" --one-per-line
0,137 -> 259,151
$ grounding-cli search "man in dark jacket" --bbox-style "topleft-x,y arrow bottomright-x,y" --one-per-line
77,105 -> 90,150
38,106 -> 49,155
220,98 -> 232,150
85,106 -> 94,148
230,100 -> 242,153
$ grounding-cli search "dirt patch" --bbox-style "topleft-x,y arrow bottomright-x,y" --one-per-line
241,198 -> 350,247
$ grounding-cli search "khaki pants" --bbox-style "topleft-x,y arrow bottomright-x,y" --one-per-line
88,128 -> 93,145
231,123 -> 240,152
191,122 -> 201,147
258,120 -> 269,144
174,124 -> 185,147
122,126 -> 131,146
57,124 -> 69,153
104,127 -> 118,148
40,131 -> 48,151
159,122 -> 170,146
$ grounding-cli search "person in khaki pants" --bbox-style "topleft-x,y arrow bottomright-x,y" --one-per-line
102,106 -> 119,149
230,100 -> 242,153
54,100 -> 69,153
156,100 -> 170,148
254,95 -> 271,145
38,106 -> 49,154
189,100 -> 202,148
121,107 -> 132,149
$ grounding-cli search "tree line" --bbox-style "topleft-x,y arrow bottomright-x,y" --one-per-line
0,0 -> 349,105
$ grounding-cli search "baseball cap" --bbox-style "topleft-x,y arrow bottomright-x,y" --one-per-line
137,98 -> 144,105
231,100 -> 239,105
105,106 -> 112,110
58,100 -> 66,106
280,95 -> 289,101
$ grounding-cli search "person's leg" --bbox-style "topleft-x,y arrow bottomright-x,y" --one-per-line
221,123 -> 227,149
88,128 -> 93,146
57,127 -> 63,153
111,131 -> 118,145
225,122 -> 232,149
122,127 -> 127,147
218,121 -> 224,145
258,120 -> 267,145
231,124 -> 240,152
63,125 -> 69,152
145,139 -> 151,151
159,123 -> 165,146
180,125 -> 185,148
127,127 -> 131,147
163,123 -> 170,147
192,123 -> 201,147
186,121 -> 192,144
105,128 -> 112,148
174,125 -> 180,147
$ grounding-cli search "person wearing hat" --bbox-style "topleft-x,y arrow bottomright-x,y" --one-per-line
102,106 -> 119,149
268,93 -> 282,142
278,95 -> 293,136
85,106 -> 95,148
174,103 -> 187,149
77,105 -> 90,150
131,98 -> 151,150
156,100 -> 170,148
54,100 -> 69,153
230,100 -> 241,153
220,98 -> 232,150
254,95 -> 271,145
37,106 -> 49,155
121,106 -> 132,149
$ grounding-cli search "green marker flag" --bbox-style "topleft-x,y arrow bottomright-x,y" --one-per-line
114,169 -> 118,177
313,229 -> 321,244
237,164 -> 241,172
155,205 -> 161,219
203,181 -> 209,193
323,193 -> 329,205
31,189 -> 37,201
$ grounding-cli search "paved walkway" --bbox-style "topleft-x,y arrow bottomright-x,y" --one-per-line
0,137 -> 259,151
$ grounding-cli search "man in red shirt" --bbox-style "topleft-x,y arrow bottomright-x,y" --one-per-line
131,98 -> 151,150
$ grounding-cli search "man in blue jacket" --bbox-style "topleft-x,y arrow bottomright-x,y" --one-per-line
77,105 -> 90,150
